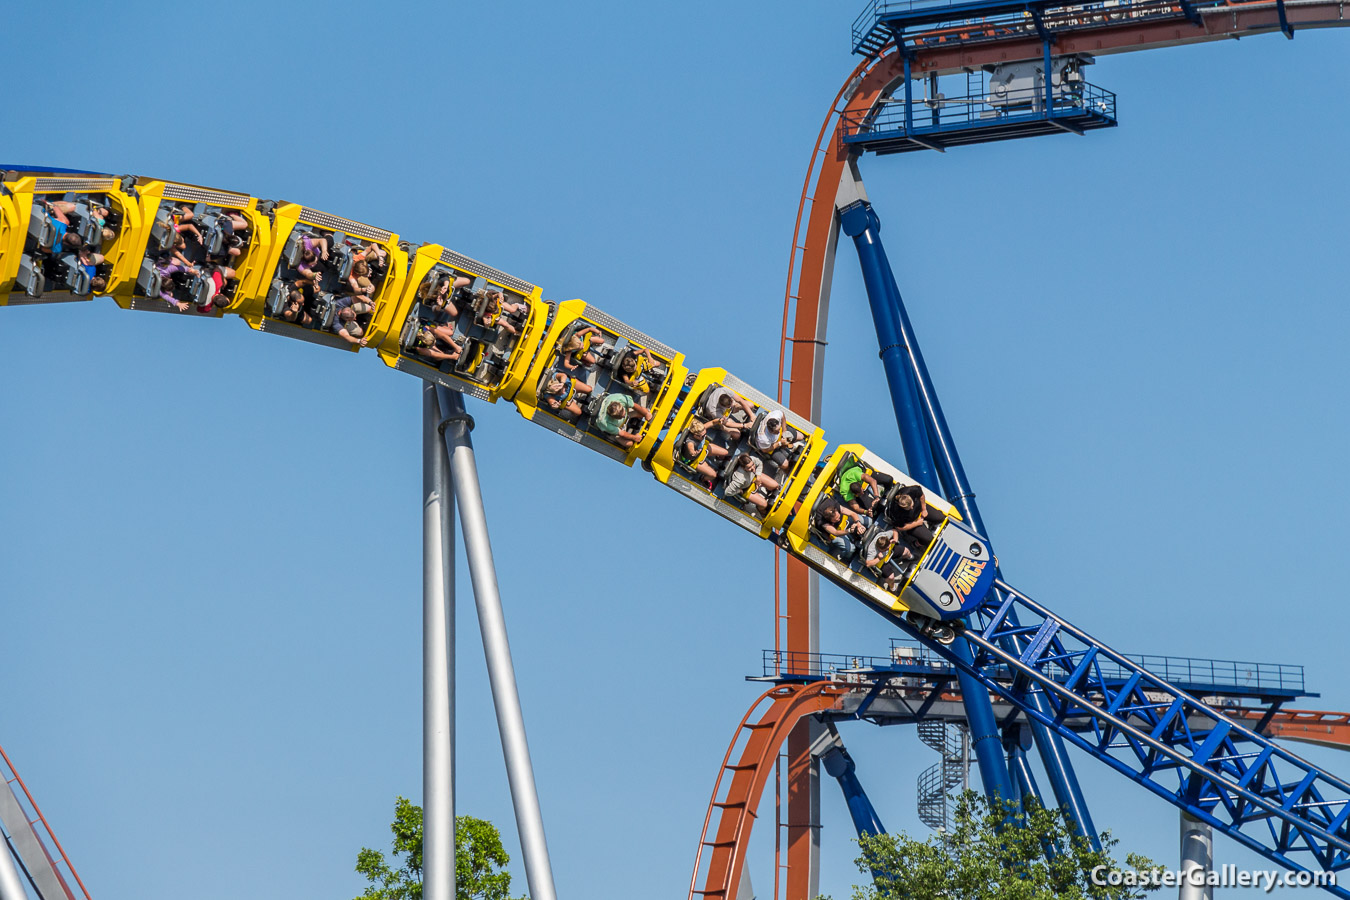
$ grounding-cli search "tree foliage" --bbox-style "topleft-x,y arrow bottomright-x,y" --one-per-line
354,796 -> 525,900
832,792 -> 1158,900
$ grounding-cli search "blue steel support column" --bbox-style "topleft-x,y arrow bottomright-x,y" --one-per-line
1009,737 -> 1062,860
843,197 -> 1099,847
821,746 -> 886,838
839,200 -> 1014,805
1008,740 -> 1043,806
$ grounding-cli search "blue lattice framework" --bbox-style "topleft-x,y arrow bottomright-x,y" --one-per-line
914,578 -> 1350,890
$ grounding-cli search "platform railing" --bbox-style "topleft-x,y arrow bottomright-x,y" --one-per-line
839,81 -> 1116,144
762,643 -> 1305,695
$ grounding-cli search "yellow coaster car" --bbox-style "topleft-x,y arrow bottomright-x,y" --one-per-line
379,244 -> 547,404
786,445 -> 994,622
515,300 -> 688,467
650,368 -> 826,539
0,173 -> 143,305
243,203 -> 408,353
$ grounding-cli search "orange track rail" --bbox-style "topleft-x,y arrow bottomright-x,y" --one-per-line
1237,710 -> 1350,750
688,683 -> 849,900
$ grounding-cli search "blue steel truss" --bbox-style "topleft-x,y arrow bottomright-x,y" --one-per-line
887,579 -> 1350,890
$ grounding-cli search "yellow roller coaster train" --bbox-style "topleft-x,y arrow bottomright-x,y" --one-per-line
0,169 -> 997,634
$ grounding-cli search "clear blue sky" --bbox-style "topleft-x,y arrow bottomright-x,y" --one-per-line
2,2 -> 1348,898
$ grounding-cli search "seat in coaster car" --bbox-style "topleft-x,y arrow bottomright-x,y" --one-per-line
265,278 -> 288,316
463,322 -> 494,344
199,212 -> 226,256
453,338 -> 485,373
27,205 -> 56,252
399,315 -> 419,352
749,408 -> 767,439
283,231 -> 304,267
150,208 -> 176,252
190,272 -> 216,308
136,257 -> 162,298
315,294 -> 338,330
59,254 -> 91,295
583,392 -> 607,420
16,254 -> 44,297
330,243 -> 354,281
72,202 -> 101,248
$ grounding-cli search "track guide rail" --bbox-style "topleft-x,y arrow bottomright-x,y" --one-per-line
893,577 -> 1350,890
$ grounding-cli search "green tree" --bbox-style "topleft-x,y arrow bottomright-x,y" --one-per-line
354,796 -> 525,900
829,792 -> 1158,900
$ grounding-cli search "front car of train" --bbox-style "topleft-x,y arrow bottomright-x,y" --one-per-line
785,445 -> 995,624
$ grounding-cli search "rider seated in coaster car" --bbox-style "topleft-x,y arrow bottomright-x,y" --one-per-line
357,241 -> 388,277
698,385 -> 756,441
478,288 -> 525,337
592,392 -> 651,450
748,409 -> 805,478
411,324 -> 463,366
883,483 -> 946,557
541,370 -> 593,419
32,201 -> 88,257
616,344 -> 664,397
418,272 -> 468,317
559,324 -> 605,372
675,419 -> 729,486
722,452 -> 780,515
332,307 -> 368,347
837,456 -> 885,517
861,527 -> 910,592
813,495 -> 869,561
346,259 -> 378,303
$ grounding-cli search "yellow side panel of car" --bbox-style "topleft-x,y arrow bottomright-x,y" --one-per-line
0,191 -> 22,293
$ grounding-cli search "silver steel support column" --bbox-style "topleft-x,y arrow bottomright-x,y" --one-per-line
436,387 -> 558,900
423,384 -> 456,900
0,836 -> 27,900
1178,812 -> 1214,900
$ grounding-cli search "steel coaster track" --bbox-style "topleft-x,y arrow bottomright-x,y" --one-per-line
922,579 -> 1350,889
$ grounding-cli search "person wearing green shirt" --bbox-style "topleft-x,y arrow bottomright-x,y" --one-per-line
594,391 -> 651,450
838,461 -> 880,516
